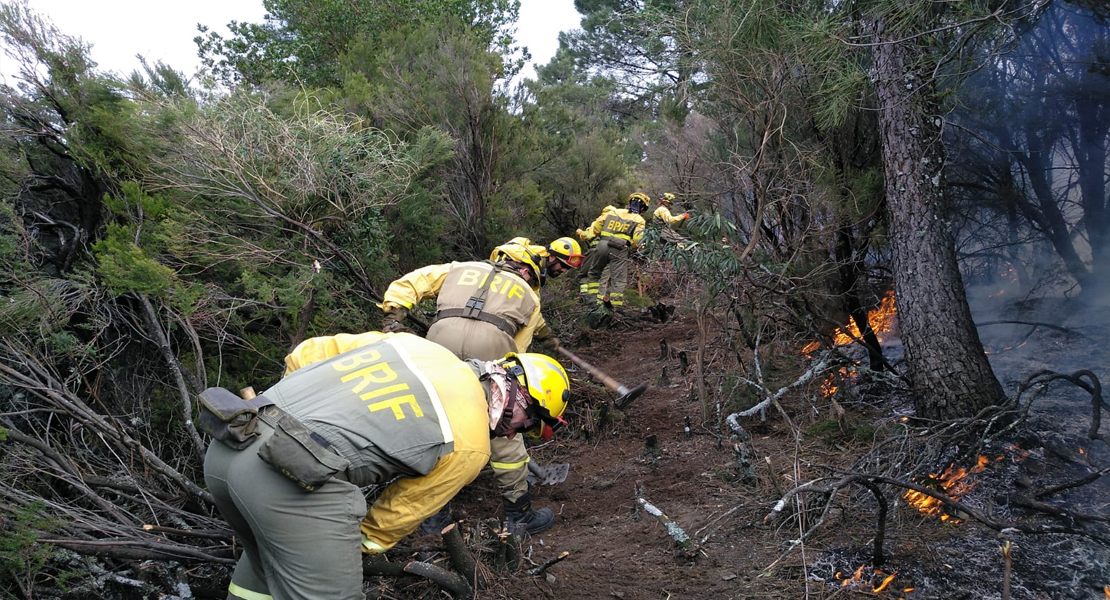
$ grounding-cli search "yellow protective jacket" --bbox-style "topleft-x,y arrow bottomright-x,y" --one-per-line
583,206 -> 646,249
653,204 -> 687,226
381,261 -> 552,352
281,332 -> 491,552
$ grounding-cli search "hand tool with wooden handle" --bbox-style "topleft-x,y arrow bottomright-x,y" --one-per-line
556,346 -> 647,409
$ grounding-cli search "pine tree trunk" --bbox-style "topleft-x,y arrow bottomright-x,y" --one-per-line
870,22 -> 1006,420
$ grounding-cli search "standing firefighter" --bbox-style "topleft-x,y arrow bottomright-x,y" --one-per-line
379,236 -> 582,534
201,332 -> 569,600
652,192 -> 691,246
575,207 -> 612,303
579,192 -> 648,310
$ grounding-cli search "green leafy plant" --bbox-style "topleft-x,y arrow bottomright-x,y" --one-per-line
0,501 -> 65,599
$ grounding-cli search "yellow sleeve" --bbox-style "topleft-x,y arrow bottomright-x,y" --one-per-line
380,263 -> 454,312
585,206 -> 614,238
359,447 -> 489,551
531,316 -> 554,347
631,216 -> 647,249
654,205 -> 683,226
283,332 -> 388,376
359,373 -> 491,551
509,288 -> 545,353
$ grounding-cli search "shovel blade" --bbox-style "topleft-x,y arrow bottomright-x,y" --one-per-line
527,462 -> 570,486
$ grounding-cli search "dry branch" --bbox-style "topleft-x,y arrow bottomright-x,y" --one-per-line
363,556 -> 473,599
528,551 -> 570,576
634,481 -> 698,558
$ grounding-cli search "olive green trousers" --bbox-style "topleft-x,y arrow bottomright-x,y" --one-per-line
205,423 -> 367,600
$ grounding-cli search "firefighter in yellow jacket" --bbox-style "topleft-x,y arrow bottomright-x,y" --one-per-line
579,192 -> 648,309
203,332 -> 569,600
652,192 -> 691,245
379,237 -> 582,534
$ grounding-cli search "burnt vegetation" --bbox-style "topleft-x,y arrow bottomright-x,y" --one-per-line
1,0 -> 1109,598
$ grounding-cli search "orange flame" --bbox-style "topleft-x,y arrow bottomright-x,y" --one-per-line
819,367 -> 855,398
804,291 -> 897,357
1103,584 -> 1108,599
835,566 -> 899,592
903,455 -> 992,522
832,291 -> 897,346
874,572 -> 898,592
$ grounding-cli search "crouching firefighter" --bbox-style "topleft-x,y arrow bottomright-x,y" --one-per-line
378,237 -> 581,535
200,331 -> 569,600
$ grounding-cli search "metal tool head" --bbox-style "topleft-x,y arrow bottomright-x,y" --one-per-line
527,461 -> 570,486
614,383 -> 648,409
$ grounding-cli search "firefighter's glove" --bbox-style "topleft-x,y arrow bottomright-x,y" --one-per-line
540,336 -> 561,352
381,307 -> 410,334
575,228 -> 587,240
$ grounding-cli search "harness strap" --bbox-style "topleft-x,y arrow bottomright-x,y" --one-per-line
434,308 -> 519,336
462,262 -> 503,317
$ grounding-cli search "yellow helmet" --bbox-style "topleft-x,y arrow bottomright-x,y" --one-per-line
627,192 -> 649,214
499,352 -> 569,435
490,237 -> 544,280
659,192 -> 676,204
547,237 -> 584,268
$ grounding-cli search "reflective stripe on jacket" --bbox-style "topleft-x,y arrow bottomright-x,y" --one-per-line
591,207 -> 646,248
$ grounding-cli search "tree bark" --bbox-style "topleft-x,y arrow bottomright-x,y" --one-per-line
870,22 -> 1005,420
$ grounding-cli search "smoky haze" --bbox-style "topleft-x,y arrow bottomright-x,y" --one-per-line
947,0 -> 1110,328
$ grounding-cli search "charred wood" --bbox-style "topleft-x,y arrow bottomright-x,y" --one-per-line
363,556 -> 473,600
441,522 -> 485,589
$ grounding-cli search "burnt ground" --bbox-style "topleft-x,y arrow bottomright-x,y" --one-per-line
405,291 -> 1110,600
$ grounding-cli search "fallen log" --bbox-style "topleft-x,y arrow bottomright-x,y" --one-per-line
363,555 -> 473,600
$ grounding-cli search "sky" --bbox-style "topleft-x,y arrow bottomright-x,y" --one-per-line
3,0 -> 581,83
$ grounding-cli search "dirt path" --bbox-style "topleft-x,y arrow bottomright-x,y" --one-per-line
434,298 -> 1110,600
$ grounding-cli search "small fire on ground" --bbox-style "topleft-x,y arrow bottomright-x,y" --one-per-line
834,565 -> 904,594
803,290 -> 898,356
903,446 -> 1029,522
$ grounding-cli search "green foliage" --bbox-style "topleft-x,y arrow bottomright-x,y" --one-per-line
805,418 -> 876,444
196,0 -> 522,87
341,17 -> 544,256
645,213 -> 747,295
93,223 -> 177,297
0,501 -> 65,599
524,52 -> 635,233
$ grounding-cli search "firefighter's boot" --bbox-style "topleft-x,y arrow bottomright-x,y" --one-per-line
503,492 -> 554,535
417,502 -> 454,536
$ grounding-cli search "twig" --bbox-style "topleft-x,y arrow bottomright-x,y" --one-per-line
977,319 -> 1085,338
1001,541 -> 1013,600
527,551 -> 569,576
